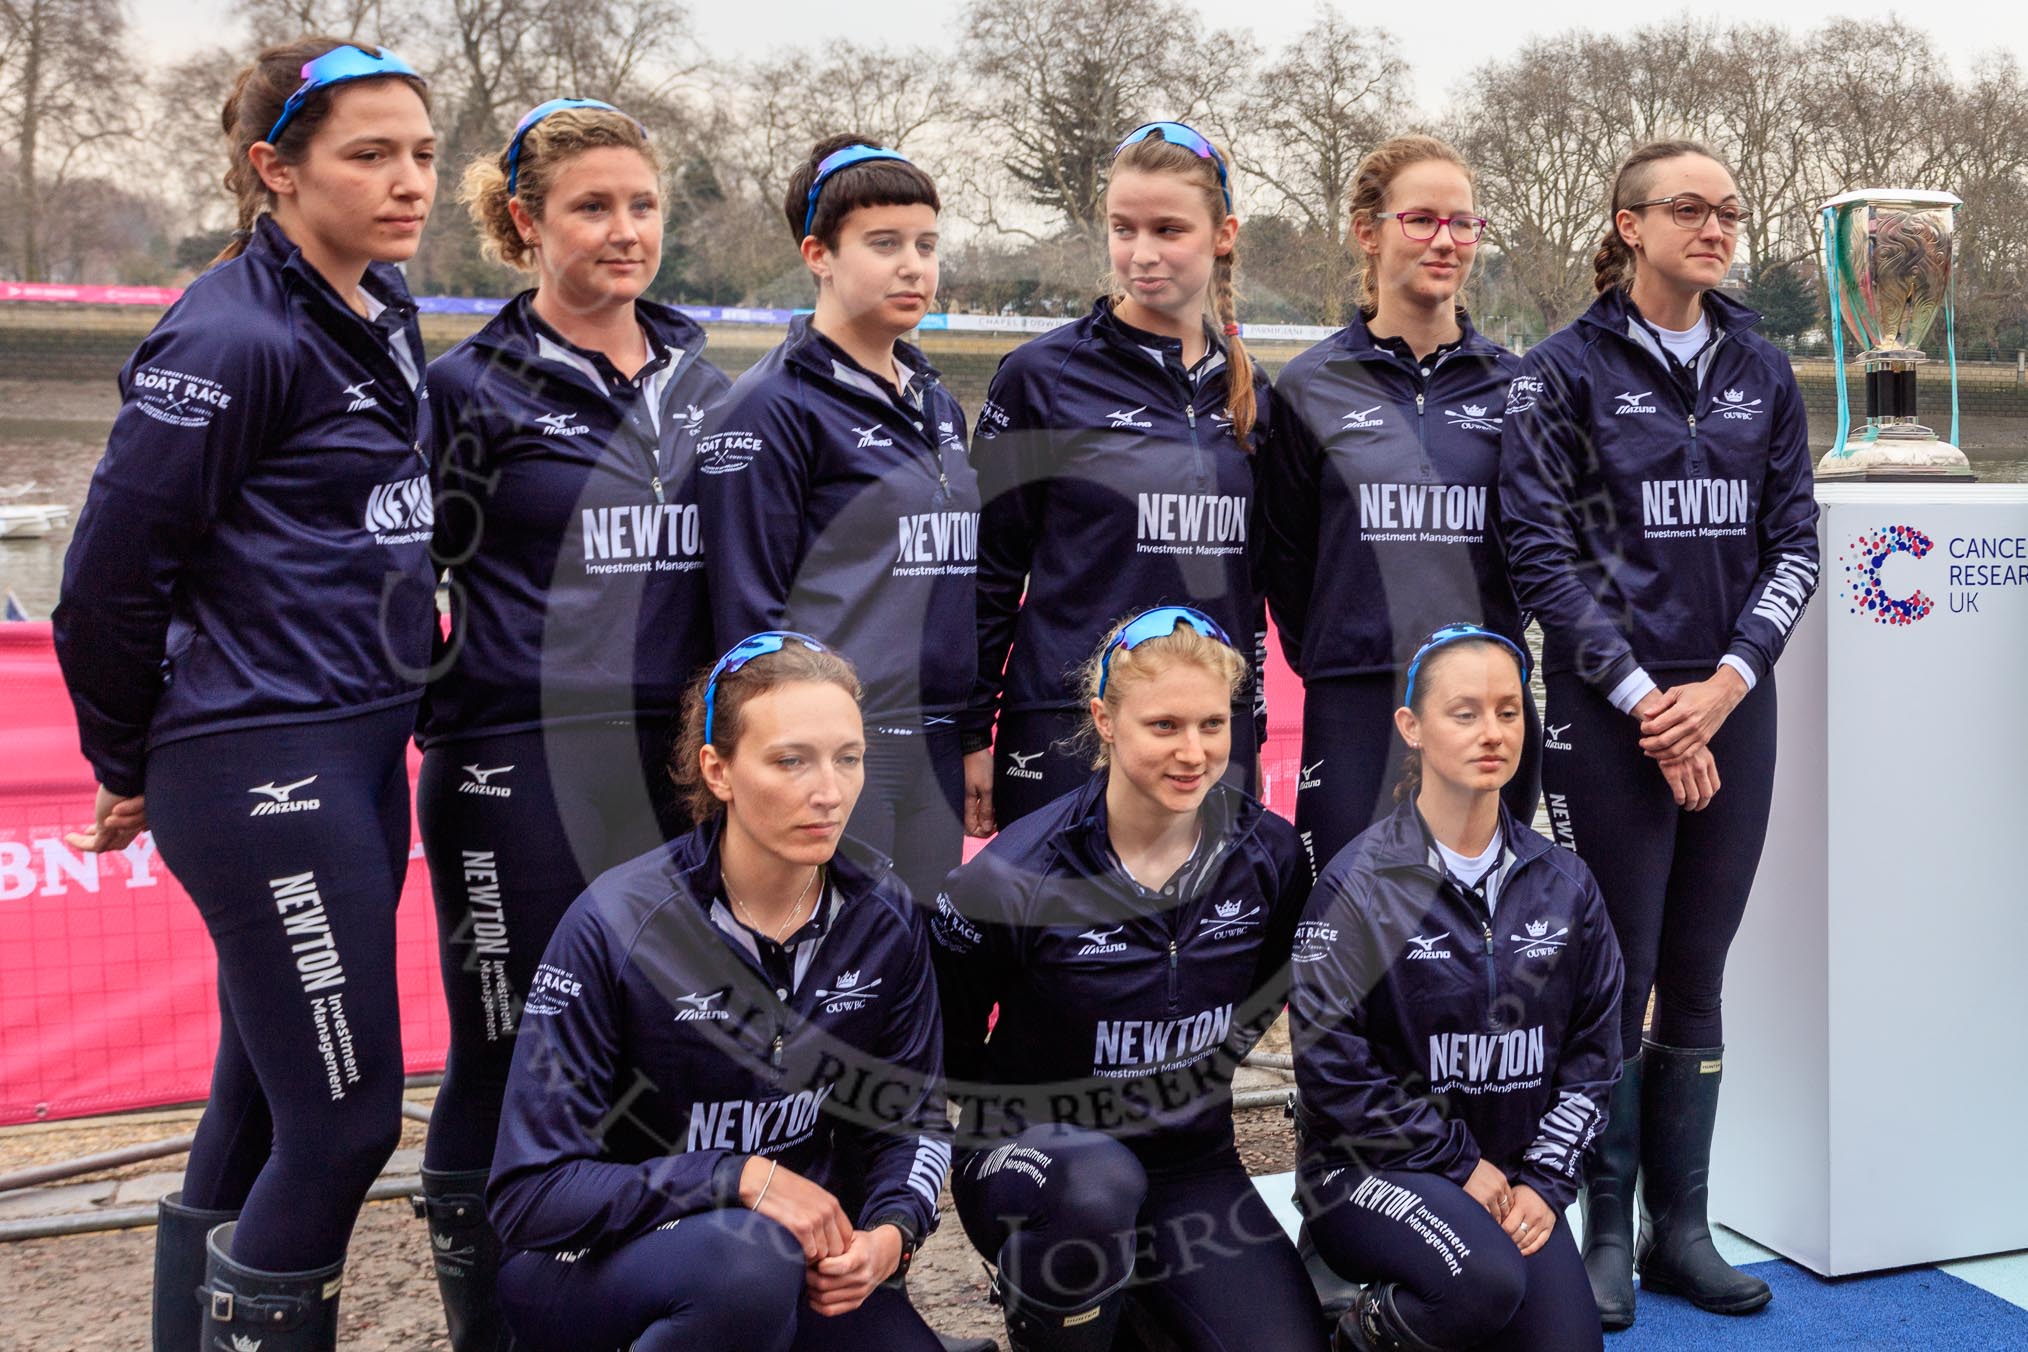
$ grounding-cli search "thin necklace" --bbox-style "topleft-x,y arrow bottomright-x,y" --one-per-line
725,865 -> 822,944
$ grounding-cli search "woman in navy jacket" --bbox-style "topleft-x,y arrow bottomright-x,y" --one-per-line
697,136 -> 979,916
410,98 -> 730,1349
52,39 -> 437,1352
1261,136 -> 1535,879
1499,140 -> 1819,1326
932,608 -> 1327,1352
488,634 -> 950,1351
1293,626 -> 1623,1352
964,122 -> 1272,837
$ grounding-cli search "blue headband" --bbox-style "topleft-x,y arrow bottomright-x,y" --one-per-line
506,97 -> 643,195
1403,624 -> 1530,708
803,143 -> 913,237
267,45 -> 423,144
702,632 -> 829,744
1095,606 -> 1234,699
1113,121 -> 1232,214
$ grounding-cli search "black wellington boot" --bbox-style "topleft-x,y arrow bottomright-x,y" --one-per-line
936,1335 -> 1002,1352
197,1220 -> 345,1352
413,1166 -> 515,1350
994,1262 -> 1131,1352
1635,1042 -> 1772,1315
1330,1285 -> 1442,1352
154,1192 -> 240,1352
1581,1051 -> 1643,1329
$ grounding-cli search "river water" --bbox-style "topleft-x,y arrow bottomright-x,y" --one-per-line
4,377 -> 2026,619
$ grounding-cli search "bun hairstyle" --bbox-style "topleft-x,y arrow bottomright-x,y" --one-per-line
782,132 -> 941,250
1393,636 -> 1526,803
1593,139 -> 1731,293
1346,134 -> 1473,316
216,38 -> 430,265
1075,613 -> 1247,770
671,639 -> 864,822
462,106 -> 660,270
1108,131 -> 1257,449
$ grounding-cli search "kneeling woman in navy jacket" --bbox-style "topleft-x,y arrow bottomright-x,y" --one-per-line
933,608 -> 1328,1352
1292,627 -> 1623,1352
488,634 -> 951,1351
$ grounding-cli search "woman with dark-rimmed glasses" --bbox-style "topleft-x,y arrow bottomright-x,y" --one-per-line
1259,134 -> 1535,886
1499,139 -> 1819,1329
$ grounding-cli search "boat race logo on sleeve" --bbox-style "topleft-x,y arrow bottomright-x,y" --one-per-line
131,365 -> 233,428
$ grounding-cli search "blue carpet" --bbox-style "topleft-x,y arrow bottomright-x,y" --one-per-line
1612,1259 -> 2028,1349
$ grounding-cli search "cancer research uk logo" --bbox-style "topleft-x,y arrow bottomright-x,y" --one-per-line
1843,525 -> 1935,626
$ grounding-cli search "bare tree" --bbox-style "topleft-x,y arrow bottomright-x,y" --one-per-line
1714,23 -> 1820,276
235,0 -> 414,47
960,0 -> 1249,237
1235,13 -> 1404,322
726,41 -> 960,207
0,0 -> 141,281
1458,33 -> 1620,330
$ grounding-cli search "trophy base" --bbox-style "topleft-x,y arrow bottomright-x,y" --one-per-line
1816,438 -> 1976,482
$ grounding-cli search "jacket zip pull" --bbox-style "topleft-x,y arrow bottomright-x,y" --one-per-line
1168,939 -> 1180,1009
1686,412 -> 1700,474
770,1031 -> 785,1071
1482,921 -> 1497,1012
649,474 -> 665,504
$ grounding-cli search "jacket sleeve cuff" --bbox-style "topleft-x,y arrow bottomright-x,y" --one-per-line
1718,652 -> 1760,691
1438,1137 -> 1482,1189
1511,1160 -> 1578,1213
709,1153 -> 750,1208
1605,667 -> 1657,716
96,762 -> 146,799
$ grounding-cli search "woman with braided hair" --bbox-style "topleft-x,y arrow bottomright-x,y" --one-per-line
962,121 -> 1273,838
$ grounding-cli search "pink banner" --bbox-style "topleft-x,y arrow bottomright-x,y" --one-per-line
0,620 -> 1306,1125
0,281 -> 187,307
0,622 -> 449,1124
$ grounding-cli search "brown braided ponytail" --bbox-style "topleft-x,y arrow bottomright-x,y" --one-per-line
1108,129 -> 1257,449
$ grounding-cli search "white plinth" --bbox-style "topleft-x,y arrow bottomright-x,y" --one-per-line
1713,482 -> 2028,1275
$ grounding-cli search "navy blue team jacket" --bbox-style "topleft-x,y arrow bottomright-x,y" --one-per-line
418,292 -> 730,743
930,774 -> 1308,1168
1290,801 -> 1624,1210
1499,287 -> 1820,692
54,215 -> 436,795
1260,311 -> 1523,679
966,299 -> 1273,749
487,821 -> 950,1255
695,317 -> 979,725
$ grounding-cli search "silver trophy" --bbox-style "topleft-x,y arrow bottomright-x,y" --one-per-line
1817,188 -> 1972,479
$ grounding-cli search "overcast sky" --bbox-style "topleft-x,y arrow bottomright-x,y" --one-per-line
134,1 -> 2028,110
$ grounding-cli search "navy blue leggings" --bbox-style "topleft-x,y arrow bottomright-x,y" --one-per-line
145,703 -> 414,1271
853,722 -> 965,910
953,1125 -> 1329,1351
497,1208 -> 941,1352
990,704 -> 1261,831
1540,671 -> 1777,1052
417,716 -> 686,1173
1293,673 -> 1541,883
1304,1166 -> 1601,1351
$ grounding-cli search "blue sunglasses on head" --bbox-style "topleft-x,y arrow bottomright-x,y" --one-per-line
702,632 -> 828,743
507,97 -> 644,194
802,143 -> 914,238
1403,624 -> 1530,708
1113,121 -> 1232,213
267,45 -> 423,144
1096,606 -> 1233,699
